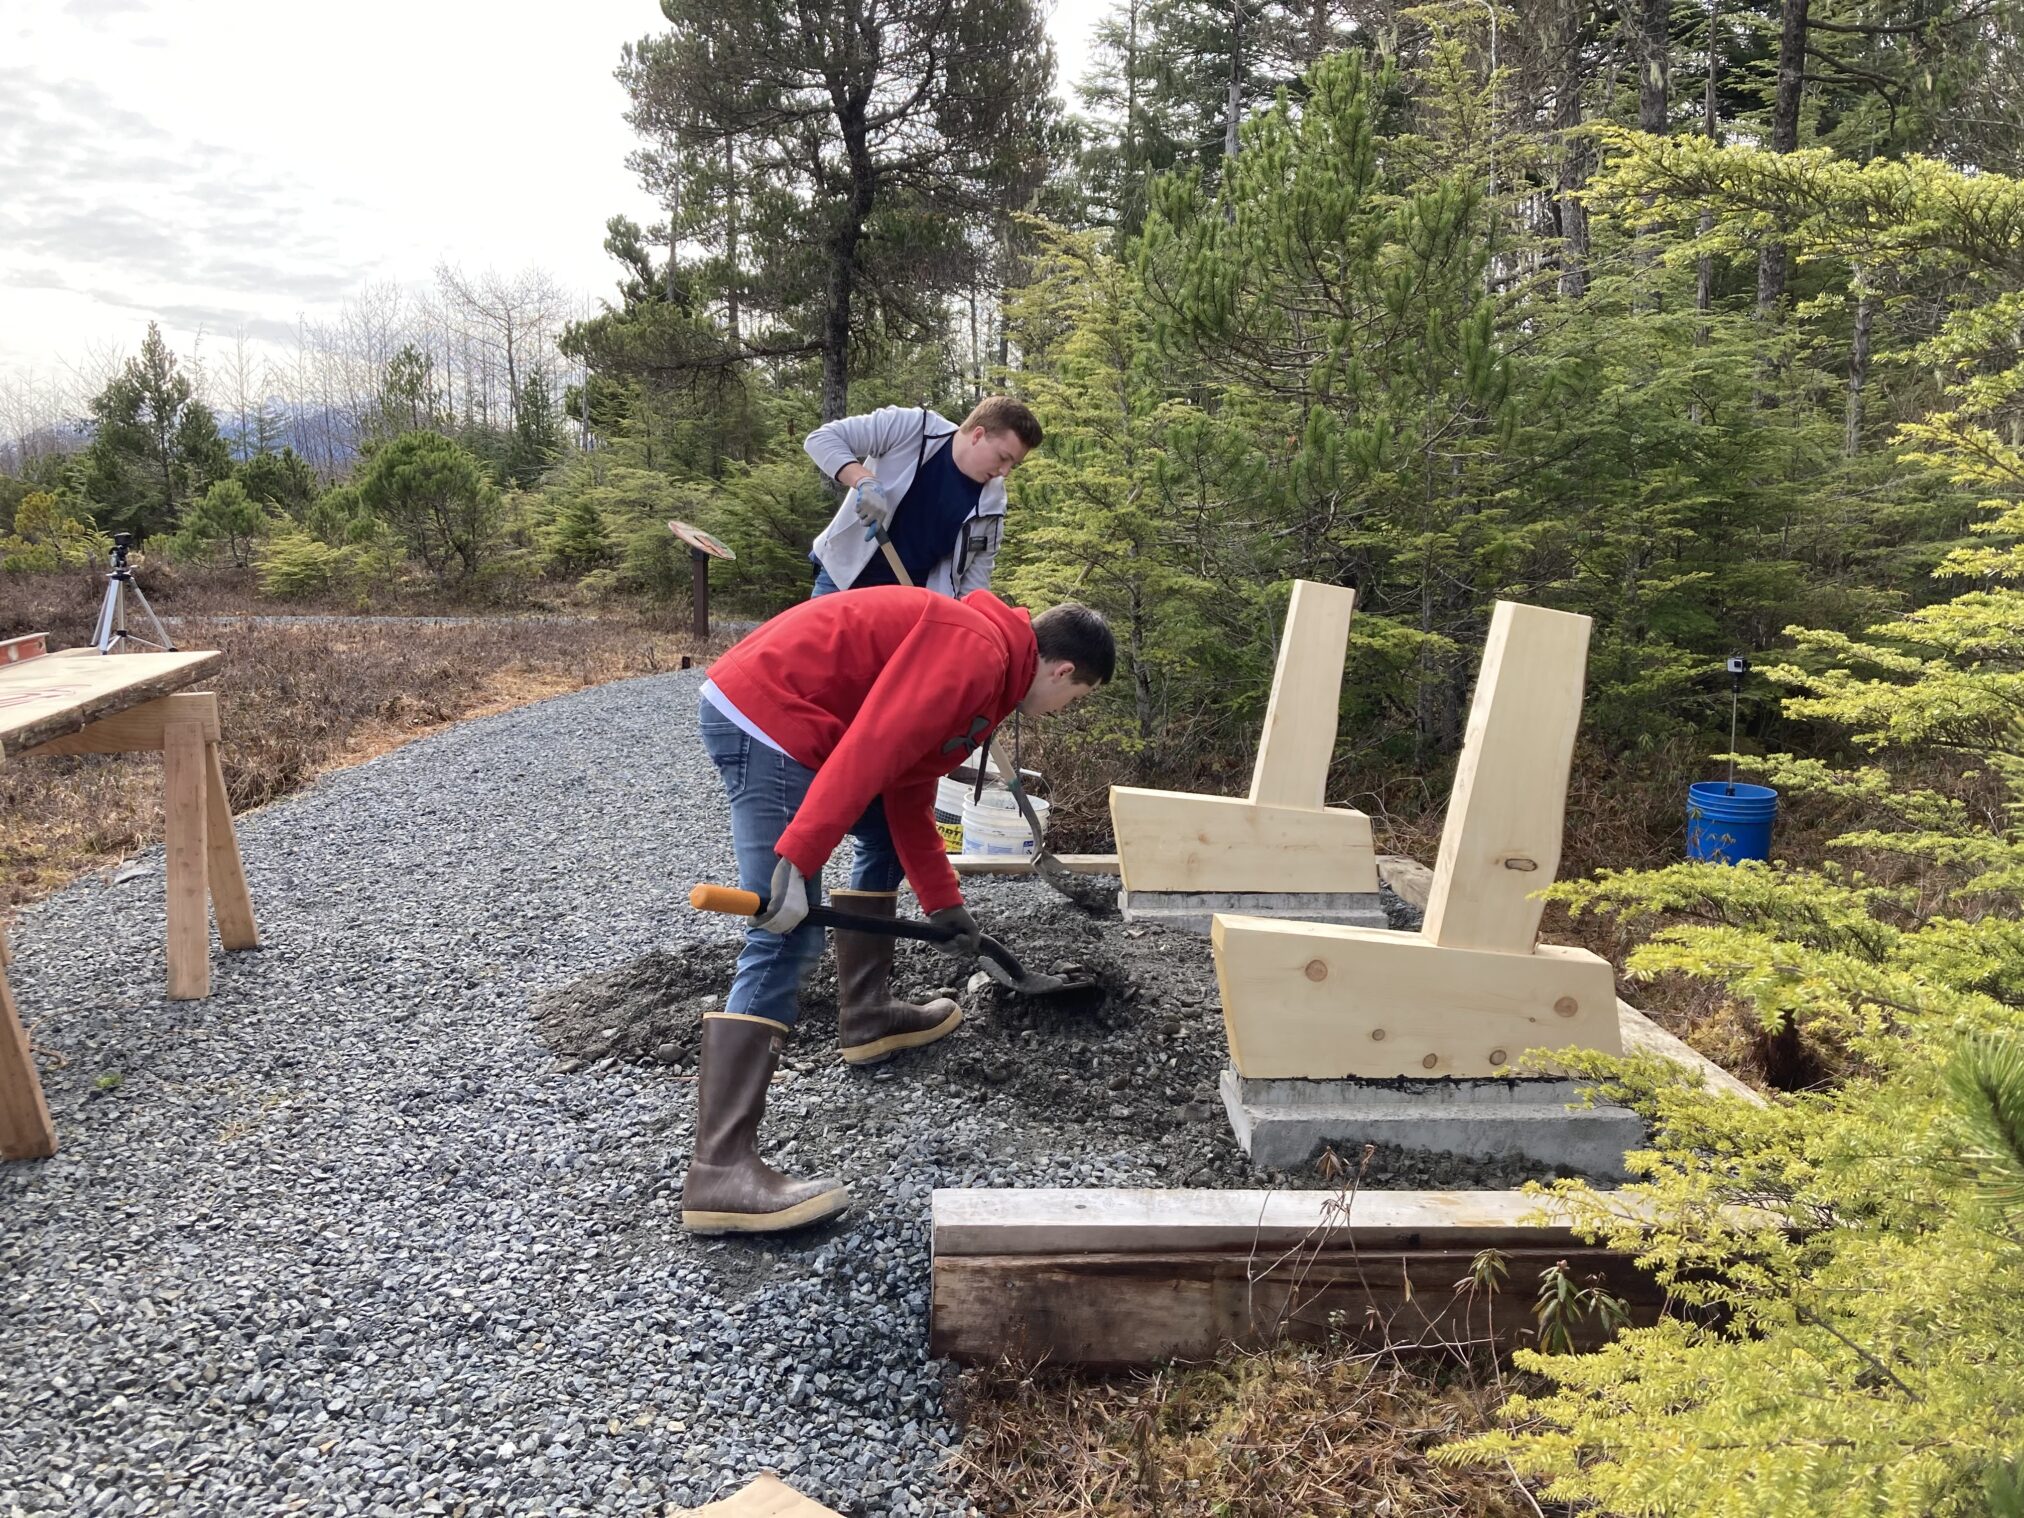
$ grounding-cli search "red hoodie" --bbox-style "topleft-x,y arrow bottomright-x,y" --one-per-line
704,586 -> 1038,914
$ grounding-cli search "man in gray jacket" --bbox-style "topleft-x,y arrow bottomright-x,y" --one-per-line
803,396 -> 1041,599
799,395 -> 1043,1041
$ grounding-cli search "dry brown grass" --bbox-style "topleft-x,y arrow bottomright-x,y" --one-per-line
2,569 -> 715,912
954,1349 -> 1543,1517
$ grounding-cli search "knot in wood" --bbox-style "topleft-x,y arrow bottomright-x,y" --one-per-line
1502,856 -> 1540,872
1303,959 -> 1328,982
1554,996 -> 1579,1017
1421,1053 -> 1439,1070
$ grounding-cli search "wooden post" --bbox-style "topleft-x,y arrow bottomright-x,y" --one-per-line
163,716 -> 211,1000
0,928 -> 57,1160
691,547 -> 710,642
1422,601 -> 1593,954
204,741 -> 259,951
1248,579 -> 1355,809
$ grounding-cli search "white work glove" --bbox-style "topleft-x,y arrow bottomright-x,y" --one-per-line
753,855 -> 809,935
851,478 -> 893,533
927,904 -> 983,961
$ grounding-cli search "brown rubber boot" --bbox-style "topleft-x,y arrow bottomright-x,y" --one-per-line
831,888 -> 963,1066
680,1013 -> 851,1235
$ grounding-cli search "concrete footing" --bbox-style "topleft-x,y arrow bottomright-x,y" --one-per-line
1220,1066 -> 1645,1178
1120,889 -> 1389,935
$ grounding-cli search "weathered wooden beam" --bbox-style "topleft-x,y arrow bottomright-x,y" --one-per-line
0,649 -> 220,760
933,1246 -> 1661,1366
933,1186 -> 1623,1256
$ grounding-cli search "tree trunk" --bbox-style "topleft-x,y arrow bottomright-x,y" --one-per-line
1757,0 -> 1808,314
1845,274 -> 1874,456
723,134 -> 741,346
1638,0 -> 1669,132
1224,0 -> 1244,163
1696,0 -> 1719,321
1554,0 -> 1592,299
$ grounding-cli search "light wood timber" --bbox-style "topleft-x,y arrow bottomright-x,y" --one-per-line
1248,580 -> 1356,808
1377,854 -> 1434,910
1618,999 -> 1762,1103
0,648 -> 219,760
1212,914 -> 1622,1079
1421,601 -> 1593,954
1112,579 -> 1378,898
20,691 -> 220,757
1110,788 -> 1379,895
948,852 -> 1121,876
203,741 -> 260,951
680,1475 -> 843,1517
932,1186 -> 1645,1256
163,717 -> 211,1000
932,1245 -> 1659,1366
0,928 -> 57,1161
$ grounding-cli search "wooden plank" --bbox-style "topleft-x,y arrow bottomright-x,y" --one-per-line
163,717 -> 211,1001
932,1187 -> 1622,1257
1377,854 -> 1434,910
1248,580 -> 1356,809
681,1475 -> 843,1516
1111,788 -> 1379,895
1618,999 -> 1762,1104
0,927 -> 58,1161
19,691 -> 220,757
1212,914 -> 1622,1078
0,649 -> 220,760
932,1246 -> 1662,1366
204,741 -> 259,952
1422,602 -> 1593,954
1,633 -> 48,664
948,852 -> 1121,876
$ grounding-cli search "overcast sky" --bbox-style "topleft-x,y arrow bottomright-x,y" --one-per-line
0,0 -> 1109,387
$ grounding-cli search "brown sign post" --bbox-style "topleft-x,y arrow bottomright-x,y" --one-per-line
667,520 -> 737,641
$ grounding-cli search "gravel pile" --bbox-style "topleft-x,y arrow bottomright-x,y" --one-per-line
0,671 -> 1554,1517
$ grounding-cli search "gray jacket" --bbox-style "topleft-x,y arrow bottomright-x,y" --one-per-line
804,405 -> 1006,597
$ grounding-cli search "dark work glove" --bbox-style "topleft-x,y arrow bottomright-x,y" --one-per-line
927,904 -> 983,961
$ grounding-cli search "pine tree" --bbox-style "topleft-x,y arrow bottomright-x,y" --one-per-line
83,323 -> 233,538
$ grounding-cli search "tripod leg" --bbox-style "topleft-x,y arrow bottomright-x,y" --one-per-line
203,740 -> 258,951
126,579 -> 176,652
92,579 -> 117,653
164,717 -> 211,999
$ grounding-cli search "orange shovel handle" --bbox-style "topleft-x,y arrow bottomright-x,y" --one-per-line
690,884 -> 763,916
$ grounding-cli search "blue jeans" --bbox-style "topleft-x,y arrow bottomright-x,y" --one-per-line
804,564 -> 903,892
698,695 -> 902,1025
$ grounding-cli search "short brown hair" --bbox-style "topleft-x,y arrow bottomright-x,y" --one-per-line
1032,602 -> 1114,686
961,396 -> 1042,450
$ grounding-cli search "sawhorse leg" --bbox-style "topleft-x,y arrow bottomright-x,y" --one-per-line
0,928 -> 57,1160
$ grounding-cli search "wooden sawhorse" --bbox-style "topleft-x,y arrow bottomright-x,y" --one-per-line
1,639 -> 260,1159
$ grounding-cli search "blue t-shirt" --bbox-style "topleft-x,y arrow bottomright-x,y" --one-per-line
850,437 -> 983,588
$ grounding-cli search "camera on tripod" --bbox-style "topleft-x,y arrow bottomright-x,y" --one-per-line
92,531 -> 175,655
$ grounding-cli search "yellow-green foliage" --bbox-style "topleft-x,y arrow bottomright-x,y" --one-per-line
1438,136 -> 2024,1517
2,490 -> 107,571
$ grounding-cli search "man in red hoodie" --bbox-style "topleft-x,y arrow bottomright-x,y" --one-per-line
684,585 -> 1114,1235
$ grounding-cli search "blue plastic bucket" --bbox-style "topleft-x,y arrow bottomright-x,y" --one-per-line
1686,782 -> 1778,864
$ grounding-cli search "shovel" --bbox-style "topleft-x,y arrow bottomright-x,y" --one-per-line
689,884 -> 1103,1005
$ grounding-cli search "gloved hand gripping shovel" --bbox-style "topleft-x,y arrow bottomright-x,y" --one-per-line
845,480 -> 1110,911
690,885 -> 1103,1007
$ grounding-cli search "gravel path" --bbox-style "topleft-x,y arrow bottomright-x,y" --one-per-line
1,671 -> 1544,1517
0,673 -> 1233,1517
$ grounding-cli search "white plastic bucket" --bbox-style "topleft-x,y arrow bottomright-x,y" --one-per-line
933,775 -> 969,852
960,793 -> 1049,857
